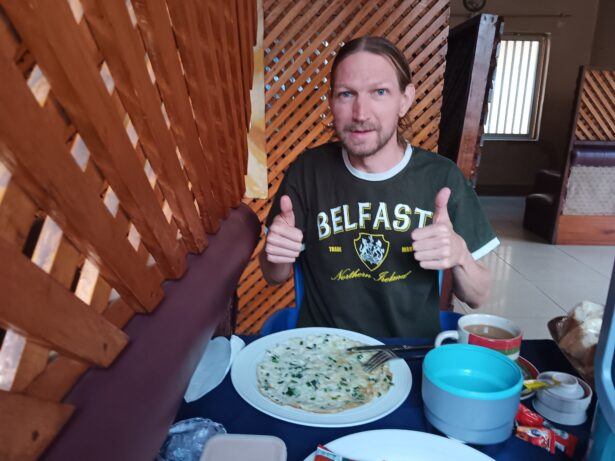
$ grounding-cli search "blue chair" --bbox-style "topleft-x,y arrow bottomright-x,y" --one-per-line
260,262 -> 462,335
259,264 -> 304,335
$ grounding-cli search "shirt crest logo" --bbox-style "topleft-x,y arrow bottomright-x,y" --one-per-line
353,232 -> 390,271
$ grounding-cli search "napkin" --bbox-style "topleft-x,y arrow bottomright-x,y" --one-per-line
184,335 -> 245,402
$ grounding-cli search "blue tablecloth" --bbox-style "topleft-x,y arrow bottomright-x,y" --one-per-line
176,338 -> 594,461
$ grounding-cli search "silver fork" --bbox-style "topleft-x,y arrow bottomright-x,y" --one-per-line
362,349 -> 428,373
362,349 -> 399,373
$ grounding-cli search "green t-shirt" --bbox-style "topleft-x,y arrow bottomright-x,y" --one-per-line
266,141 -> 499,338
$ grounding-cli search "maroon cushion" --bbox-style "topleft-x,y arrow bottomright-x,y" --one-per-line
43,204 -> 260,461
571,146 -> 615,167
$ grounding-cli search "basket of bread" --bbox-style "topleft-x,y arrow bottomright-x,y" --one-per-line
548,300 -> 604,388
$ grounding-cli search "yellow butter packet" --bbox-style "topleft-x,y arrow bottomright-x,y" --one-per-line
523,378 -> 560,391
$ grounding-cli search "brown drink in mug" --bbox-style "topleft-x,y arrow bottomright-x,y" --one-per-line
435,314 -> 523,361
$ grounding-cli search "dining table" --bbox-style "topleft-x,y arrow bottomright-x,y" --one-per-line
175,336 -> 595,461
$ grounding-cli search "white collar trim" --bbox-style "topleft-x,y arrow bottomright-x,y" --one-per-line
342,144 -> 413,181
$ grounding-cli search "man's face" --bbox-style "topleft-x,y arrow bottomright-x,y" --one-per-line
330,51 -> 414,158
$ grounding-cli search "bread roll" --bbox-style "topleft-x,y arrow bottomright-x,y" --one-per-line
558,301 -> 604,379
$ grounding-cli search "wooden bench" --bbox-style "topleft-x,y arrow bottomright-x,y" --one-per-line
43,204 -> 259,461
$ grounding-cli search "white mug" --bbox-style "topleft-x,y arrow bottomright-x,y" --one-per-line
435,314 -> 523,361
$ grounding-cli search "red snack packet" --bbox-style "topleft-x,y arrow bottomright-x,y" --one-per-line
516,403 -> 545,427
547,425 -> 578,458
516,425 -> 578,458
516,426 -> 556,454
314,445 -> 356,461
515,403 -> 578,457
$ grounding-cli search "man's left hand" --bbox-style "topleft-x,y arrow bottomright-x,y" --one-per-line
411,187 -> 471,270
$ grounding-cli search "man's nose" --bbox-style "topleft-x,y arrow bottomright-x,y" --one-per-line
352,94 -> 368,121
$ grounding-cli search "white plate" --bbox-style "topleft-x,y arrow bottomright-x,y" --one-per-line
185,336 -> 246,402
184,336 -> 231,402
303,429 -> 495,461
230,327 -> 412,428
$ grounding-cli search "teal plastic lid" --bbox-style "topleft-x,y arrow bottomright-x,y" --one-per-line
423,344 -> 523,401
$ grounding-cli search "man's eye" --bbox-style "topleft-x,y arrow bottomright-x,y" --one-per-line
339,91 -> 352,98
376,88 -> 387,96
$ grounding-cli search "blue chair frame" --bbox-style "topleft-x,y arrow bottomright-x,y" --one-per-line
260,262 -> 461,335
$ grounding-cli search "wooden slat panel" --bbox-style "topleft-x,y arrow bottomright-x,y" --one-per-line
131,0 -> 223,232
264,1 -> 305,49
241,293 -> 296,334
264,0 -> 333,84
238,283 -> 295,332
0,181 -> 38,249
103,298 -> 136,330
0,391 -> 74,461
235,0 -> 256,132
208,1 -> 246,180
49,238 -> 83,288
0,237 -> 128,367
574,69 -> 615,141
238,260 -> 267,298
264,0 -> 286,30
4,216 -> 62,392
266,3 -> 362,105
581,86 -> 614,139
0,1 -> 258,450
0,47 -> 163,312
81,0 -> 206,251
4,338 -> 48,393
584,74 -> 615,134
387,0 -> 426,39
23,298 -> 135,403
203,1 -> 247,199
583,77 -> 615,138
594,72 -> 615,108
2,0 -> 187,279
227,0 -> 252,172
165,0 -> 237,210
576,115 -> 595,141
24,357 -> 87,403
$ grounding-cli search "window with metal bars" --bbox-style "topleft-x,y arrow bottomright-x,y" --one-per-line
484,34 -> 550,141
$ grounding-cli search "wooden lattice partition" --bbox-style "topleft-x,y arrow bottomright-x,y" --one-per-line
574,68 -> 615,141
0,0 -> 256,458
237,0 -> 451,333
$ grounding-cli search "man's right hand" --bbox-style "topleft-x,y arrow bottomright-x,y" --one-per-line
264,195 -> 303,264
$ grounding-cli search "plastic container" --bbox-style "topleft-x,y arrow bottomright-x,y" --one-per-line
422,344 -> 523,444
532,371 -> 592,425
200,434 -> 287,461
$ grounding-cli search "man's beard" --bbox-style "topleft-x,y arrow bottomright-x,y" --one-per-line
336,121 -> 397,158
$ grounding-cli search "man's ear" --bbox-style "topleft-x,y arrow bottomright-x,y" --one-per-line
399,83 -> 415,117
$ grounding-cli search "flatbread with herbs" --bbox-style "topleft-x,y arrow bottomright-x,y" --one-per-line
256,333 -> 393,413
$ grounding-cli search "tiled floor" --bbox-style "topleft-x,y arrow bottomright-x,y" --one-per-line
453,197 -> 615,339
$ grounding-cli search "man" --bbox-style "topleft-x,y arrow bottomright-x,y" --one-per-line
260,36 -> 499,338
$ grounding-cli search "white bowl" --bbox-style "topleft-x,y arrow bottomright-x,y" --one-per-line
533,371 -> 592,425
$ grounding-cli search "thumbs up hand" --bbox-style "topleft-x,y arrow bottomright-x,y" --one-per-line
433,187 -> 451,225
279,195 -> 295,228
265,195 -> 303,264
411,187 -> 470,270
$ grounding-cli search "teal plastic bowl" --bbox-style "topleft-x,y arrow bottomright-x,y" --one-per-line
422,344 -> 523,444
